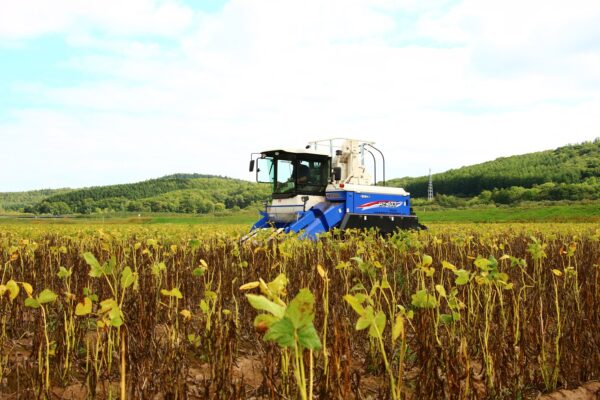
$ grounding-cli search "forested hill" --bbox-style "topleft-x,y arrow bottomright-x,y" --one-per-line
1,174 -> 270,215
0,188 -> 72,212
388,139 -> 600,202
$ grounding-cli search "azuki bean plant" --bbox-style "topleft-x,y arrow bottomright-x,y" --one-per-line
0,223 -> 597,399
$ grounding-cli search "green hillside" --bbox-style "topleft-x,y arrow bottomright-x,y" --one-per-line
389,139 -> 600,204
4,139 -> 600,216
12,174 -> 270,215
0,188 -> 72,212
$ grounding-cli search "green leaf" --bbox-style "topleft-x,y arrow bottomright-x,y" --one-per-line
109,306 -> 124,327
38,289 -> 57,304
200,299 -> 209,313
103,256 -> 117,275
253,313 -> 278,329
411,289 -> 438,309
297,323 -> 322,350
57,266 -> 72,279
487,255 -> 498,270
192,267 -> 206,277
350,282 -> 366,293
439,314 -> 454,324
392,314 -> 404,342
435,284 -> 447,298
83,252 -> 103,277
497,272 -> 509,282
343,294 -> 365,315
24,297 -> 40,308
83,252 -> 100,269
160,288 -> 183,299
100,298 -> 119,313
152,262 -> 166,276
264,317 -> 295,348
246,294 -> 285,318
454,269 -> 470,285
110,316 -> 124,327
356,315 -> 371,331
422,254 -> 433,267
474,257 -> 490,271
286,289 -> 314,329
120,267 -> 136,289
369,282 -> 380,297
381,276 -> 391,289
368,310 -> 386,339
267,273 -> 288,297
204,291 -> 217,301
75,297 -> 93,316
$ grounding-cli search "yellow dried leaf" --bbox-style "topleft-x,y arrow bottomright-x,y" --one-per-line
317,264 -> 326,278
239,281 -> 260,291
6,280 -> 19,301
441,261 -> 456,271
21,282 -> 34,297
180,309 -> 192,321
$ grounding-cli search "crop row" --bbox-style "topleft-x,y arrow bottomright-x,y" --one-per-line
0,223 -> 599,399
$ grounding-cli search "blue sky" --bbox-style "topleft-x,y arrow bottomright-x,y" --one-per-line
1,0 -> 599,191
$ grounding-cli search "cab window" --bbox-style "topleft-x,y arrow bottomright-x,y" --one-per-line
274,159 -> 295,194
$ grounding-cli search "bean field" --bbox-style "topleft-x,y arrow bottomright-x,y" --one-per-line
0,223 -> 599,399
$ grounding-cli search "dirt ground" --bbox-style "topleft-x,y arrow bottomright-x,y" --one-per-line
539,381 -> 600,400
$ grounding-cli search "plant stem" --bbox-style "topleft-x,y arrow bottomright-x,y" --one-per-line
121,329 -> 126,400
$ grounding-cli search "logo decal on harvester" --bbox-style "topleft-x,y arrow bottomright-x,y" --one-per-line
358,200 -> 406,210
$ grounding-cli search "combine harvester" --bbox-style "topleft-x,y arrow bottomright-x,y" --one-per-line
244,138 -> 425,241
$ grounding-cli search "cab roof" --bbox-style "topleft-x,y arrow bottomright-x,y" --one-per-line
260,148 -> 330,157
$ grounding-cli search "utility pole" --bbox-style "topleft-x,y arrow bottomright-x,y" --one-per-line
427,168 -> 434,202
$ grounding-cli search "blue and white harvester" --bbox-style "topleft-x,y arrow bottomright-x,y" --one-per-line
245,138 -> 425,241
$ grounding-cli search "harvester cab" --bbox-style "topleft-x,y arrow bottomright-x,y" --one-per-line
245,138 -> 425,241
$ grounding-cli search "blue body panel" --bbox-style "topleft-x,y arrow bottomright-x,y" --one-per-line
301,203 -> 345,240
326,191 -> 411,216
251,189 -> 413,240
251,212 -> 271,230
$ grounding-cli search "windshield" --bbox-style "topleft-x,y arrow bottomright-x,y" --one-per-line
294,159 -> 329,194
257,153 -> 330,197
275,159 -> 295,194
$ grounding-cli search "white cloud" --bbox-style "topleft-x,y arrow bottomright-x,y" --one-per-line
0,0 -> 193,40
1,0 -> 599,191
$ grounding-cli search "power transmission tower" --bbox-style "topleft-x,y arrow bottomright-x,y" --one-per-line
427,168 -> 434,202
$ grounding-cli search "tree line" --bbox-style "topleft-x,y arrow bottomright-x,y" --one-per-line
14,175 -> 271,215
389,139 -> 600,204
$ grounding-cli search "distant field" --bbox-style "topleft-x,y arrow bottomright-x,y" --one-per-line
0,210 -> 258,226
1,202 -> 599,225
417,202 -> 600,223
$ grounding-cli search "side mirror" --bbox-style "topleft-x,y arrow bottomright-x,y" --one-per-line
332,167 -> 342,181
249,159 -> 255,172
